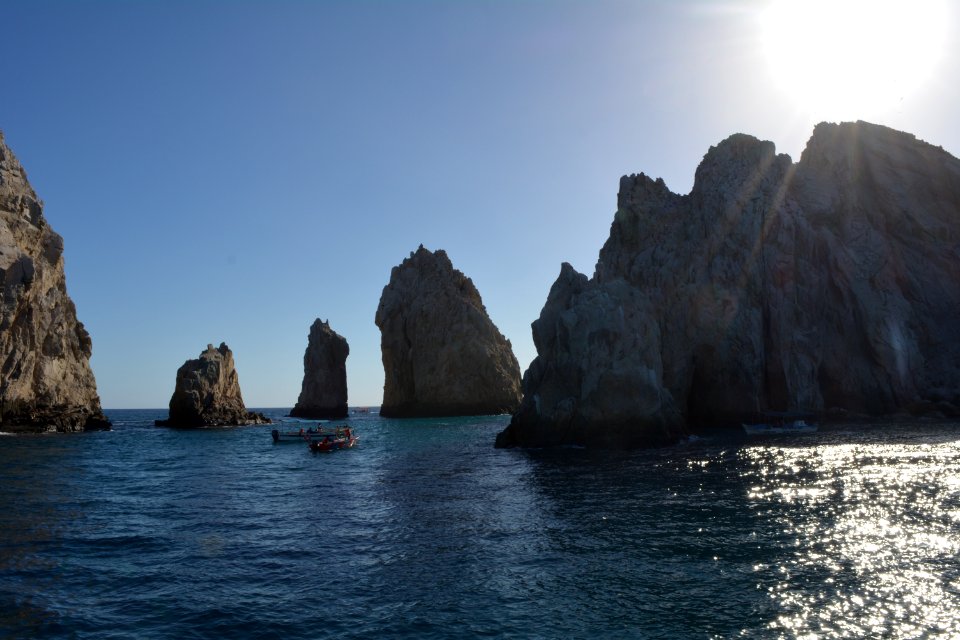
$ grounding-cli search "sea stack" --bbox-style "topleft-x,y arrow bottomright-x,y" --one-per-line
376,245 -> 522,417
497,121 -> 960,449
0,131 -> 109,433
289,319 -> 349,419
156,342 -> 269,427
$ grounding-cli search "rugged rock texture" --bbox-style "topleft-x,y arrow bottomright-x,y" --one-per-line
376,245 -> 522,417
289,319 -> 349,419
0,131 -> 109,433
156,343 -> 269,427
497,121 -> 960,449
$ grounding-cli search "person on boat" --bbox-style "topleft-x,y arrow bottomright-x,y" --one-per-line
344,427 -> 352,440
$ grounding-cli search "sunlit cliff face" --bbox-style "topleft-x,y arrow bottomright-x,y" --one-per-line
759,0 -> 948,121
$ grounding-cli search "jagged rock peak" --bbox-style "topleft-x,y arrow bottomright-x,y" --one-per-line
498,120 -> 960,449
289,318 -> 349,419
386,244 -> 486,313
0,132 -> 109,433
156,342 -> 269,427
376,245 -> 522,417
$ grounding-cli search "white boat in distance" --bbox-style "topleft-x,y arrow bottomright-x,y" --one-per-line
742,412 -> 817,435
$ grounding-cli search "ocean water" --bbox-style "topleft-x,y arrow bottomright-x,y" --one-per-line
2,410 -> 960,639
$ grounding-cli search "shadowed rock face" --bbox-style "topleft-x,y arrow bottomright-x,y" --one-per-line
289,319 -> 349,419
0,131 -> 109,433
497,121 -> 960,449
157,343 -> 269,427
376,245 -> 522,417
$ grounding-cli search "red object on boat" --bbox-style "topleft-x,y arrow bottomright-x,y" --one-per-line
308,435 -> 358,452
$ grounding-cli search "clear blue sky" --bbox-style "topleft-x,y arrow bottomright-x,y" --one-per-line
2,0 -> 958,408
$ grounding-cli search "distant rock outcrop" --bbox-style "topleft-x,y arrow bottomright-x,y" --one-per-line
0,131 -> 109,433
156,343 -> 269,427
376,245 -> 522,417
289,319 -> 349,419
497,121 -> 960,449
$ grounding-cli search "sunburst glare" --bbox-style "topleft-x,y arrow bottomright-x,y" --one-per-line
760,0 -> 949,120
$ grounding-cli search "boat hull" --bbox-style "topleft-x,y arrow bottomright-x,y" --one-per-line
271,429 -> 334,443
308,436 -> 359,452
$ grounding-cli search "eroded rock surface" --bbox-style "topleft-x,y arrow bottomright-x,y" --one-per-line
156,342 -> 269,427
497,121 -> 960,448
376,245 -> 522,417
289,319 -> 349,419
0,131 -> 109,433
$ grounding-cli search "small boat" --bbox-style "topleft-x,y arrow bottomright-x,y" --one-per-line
743,411 -> 817,435
308,433 -> 359,452
271,427 -> 334,443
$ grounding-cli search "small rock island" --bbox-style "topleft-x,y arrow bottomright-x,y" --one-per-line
289,319 -> 349,419
156,342 -> 269,427
497,121 -> 960,449
0,131 -> 109,433
376,245 -> 522,417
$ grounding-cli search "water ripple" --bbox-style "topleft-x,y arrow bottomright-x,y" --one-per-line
2,413 -> 960,637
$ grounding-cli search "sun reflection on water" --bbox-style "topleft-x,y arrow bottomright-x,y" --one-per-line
741,436 -> 960,637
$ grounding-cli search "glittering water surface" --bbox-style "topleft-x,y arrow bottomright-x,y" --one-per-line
2,411 -> 960,639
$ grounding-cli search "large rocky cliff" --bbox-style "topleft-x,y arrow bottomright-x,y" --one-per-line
156,342 -> 269,427
0,131 -> 109,433
376,245 -> 522,417
289,319 -> 349,419
497,121 -> 960,448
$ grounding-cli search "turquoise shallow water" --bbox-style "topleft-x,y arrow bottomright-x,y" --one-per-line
2,410 -> 960,638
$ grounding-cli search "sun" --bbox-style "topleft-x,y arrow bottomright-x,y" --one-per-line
760,0 -> 949,120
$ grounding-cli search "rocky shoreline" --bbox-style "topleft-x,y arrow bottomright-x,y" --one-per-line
5,122 -> 960,444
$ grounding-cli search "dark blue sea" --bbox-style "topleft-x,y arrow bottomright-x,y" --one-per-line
3,410 -> 960,639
